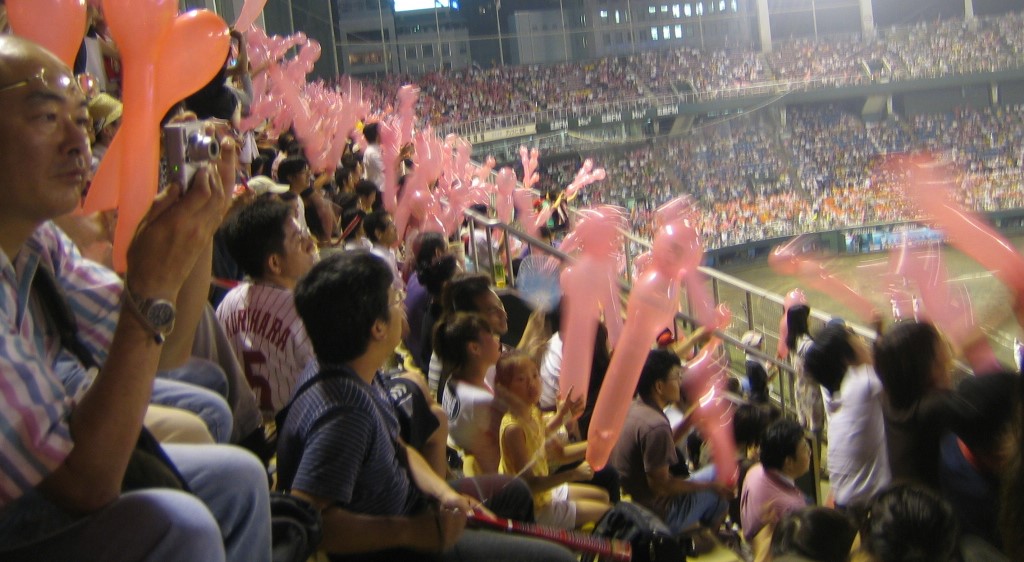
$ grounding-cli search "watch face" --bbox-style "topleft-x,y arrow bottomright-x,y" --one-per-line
146,301 -> 176,330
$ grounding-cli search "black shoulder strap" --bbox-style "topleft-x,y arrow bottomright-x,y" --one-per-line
31,265 -> 99,370
275,368 -> 345,431
31,265 -> 189,492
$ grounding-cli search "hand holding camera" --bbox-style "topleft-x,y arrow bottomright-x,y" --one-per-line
126,117 -> 237,300
164,119 -> 225,190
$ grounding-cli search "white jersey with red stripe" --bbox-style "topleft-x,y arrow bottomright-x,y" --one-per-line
215,282 -> 313,414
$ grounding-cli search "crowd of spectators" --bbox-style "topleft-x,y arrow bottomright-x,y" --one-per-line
540,101 -> 1024,249
366,11 -> 1024,130
8,1 -> 1024,559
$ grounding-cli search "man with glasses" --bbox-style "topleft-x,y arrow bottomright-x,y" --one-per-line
609,349 -> 731,539
0,37 -> 270,561
277,250 -> 576,561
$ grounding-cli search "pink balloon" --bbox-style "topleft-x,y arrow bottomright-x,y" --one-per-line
495,167 -> 516,224
888,234 -> 1000,373
681,324 -> 738,487
559,207 -> 628,406
379,120 -> 401,213
566,161 -> 607,200
513,188 -> 540,238
396,84 -> 419,147
234,0 -> 268,31
904,154 -> 1024,308
586,197 -> 696,470
769,235 -> 878,323
8,0 -> 86,68
395,169 -> 431,243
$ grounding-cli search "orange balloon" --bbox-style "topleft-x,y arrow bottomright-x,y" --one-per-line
86,4 -> 229,271
7,0 -> 87,68
155,11 -> 232,115
102,0 -> 176,59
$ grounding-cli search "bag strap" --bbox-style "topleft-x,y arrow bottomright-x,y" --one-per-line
31,265 -> 99,370
274,368 -> 344,431
31,265 -> 189,491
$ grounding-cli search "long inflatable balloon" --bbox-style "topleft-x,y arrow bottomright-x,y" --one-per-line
559,207 -> 627,406
769,234 -> 878,323
681,309 -> 738,487
586,197 -> 704,470
85,2 -> 230,271
888,236 -> 999,372
7,0 -> 86,68
904,154 -> 1024,310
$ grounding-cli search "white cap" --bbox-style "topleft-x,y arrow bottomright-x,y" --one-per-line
248,175 -> 289,196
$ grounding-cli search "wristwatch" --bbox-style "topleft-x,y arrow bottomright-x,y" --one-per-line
122,285 -> 176,344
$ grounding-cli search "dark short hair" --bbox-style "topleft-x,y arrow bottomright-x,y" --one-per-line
277,156 -> 309,184
363,210 -> 391,244
277,130 -> 296,152
441,273 -> 493,315
867,484 -> 958,562
635,349 -> 681,399
759,418 -> 805,471
355,179 -> 379,199
222,197 -> 290,279
802,324 -> 856,394
363,122 -> 379,144
770,507 -> 857,562
294,251 -> 394,365
873,321 -> 942,411
732,404 -> 774,447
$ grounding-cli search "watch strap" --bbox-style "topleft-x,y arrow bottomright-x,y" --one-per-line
122,285 -> 173,345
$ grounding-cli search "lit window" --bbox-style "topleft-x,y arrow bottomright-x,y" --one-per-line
675,24 -> 682,37
615,9 -> 621,23
651,27 -> 658,39
731,0 -> 737,11
663,25 -> 670,38
661,5 -> 668,12
672,4 -> 680,17
648,6 -> 656,14
600,9 -> 607,18
696,2 -> 703,15
719,0 -> 725,11
684,4 -> 691,16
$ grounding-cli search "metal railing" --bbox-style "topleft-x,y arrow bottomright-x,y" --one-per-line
460,206 -> 880,407
461,207 -> 845,497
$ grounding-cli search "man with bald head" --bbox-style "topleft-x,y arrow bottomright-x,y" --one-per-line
0,37 -> 270,561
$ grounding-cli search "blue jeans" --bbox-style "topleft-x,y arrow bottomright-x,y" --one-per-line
0,445 -> 271,562
158,357 -> 230,398
152,367 -> 233,444
663,489 -> 729,534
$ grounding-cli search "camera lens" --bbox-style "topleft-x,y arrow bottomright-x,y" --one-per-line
185,133 -> 220,162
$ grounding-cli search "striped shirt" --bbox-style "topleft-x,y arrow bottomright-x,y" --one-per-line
276,364 -> 419,516
215,283 -> 312,414
0,223 -> 121,508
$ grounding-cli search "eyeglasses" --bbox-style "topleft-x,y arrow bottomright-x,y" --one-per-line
0,68 -> 78,96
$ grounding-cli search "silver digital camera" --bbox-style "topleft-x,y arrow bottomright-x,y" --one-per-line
163,121 -> 221,190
